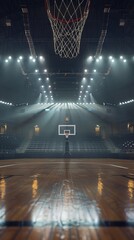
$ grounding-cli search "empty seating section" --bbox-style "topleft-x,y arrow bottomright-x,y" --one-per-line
69,136 -> 109,153
111,134 -> 134,152
25,134 -> 110,155
26,135 -> 64,153
1,132 -> 134,156
0,134 -> 22,153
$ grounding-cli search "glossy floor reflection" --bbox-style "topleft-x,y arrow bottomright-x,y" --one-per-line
0,158 -> 134,239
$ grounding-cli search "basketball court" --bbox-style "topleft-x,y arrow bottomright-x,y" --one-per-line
0,0 -> 134,239
0,158 -> 134,239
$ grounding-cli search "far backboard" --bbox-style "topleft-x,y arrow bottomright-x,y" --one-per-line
58,125 -> 76,136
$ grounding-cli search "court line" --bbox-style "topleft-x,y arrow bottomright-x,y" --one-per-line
0,220 -> 134,228
110,164 -> 128,169
0,162 -> 128,169
0,163 -> 22,168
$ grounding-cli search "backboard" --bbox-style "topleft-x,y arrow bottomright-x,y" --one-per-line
58,125 -> 76,136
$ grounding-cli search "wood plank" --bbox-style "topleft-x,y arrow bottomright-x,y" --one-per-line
0,158 -> 134,239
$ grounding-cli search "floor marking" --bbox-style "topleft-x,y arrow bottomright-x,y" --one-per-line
0,163 -> 22,168
110,164 -> 128,169
0,162 -> 129,170
0,220 -> 134,228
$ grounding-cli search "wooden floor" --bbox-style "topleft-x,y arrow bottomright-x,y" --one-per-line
0,158 -> 134,240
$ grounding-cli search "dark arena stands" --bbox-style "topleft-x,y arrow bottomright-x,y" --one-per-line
0,0 -> 134,239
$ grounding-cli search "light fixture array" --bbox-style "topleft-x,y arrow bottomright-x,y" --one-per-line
119,99 -> 134,106
0,100 -> 13,106
78,55 -> 134,104
0,55 -> 54,104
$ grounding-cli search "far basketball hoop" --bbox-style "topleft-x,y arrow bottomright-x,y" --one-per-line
46,0 -> 90,58
64,131 -> 69,139
58,125 -> 76,137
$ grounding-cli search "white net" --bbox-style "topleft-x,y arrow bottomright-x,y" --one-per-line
46,0 -> 90,58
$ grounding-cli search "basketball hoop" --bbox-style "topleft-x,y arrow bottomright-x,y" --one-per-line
46,0 -> 90,58
65,132 -> 69,139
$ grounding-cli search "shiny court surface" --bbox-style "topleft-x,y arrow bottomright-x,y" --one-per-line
0,158 -> 134,240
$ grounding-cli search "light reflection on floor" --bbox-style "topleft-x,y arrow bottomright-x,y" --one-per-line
32,179 -> 101,227
0,159 -> 134,240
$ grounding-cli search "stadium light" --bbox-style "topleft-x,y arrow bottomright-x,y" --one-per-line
87,56 -> 93,62
39,56 -> 44,61
82,77 -> 86,83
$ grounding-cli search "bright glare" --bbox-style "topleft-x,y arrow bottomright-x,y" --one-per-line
87,56 -> 93,61
39,56 -> 44,61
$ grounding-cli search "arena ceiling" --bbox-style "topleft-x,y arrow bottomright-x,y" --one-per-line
0,0 -> 134,105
